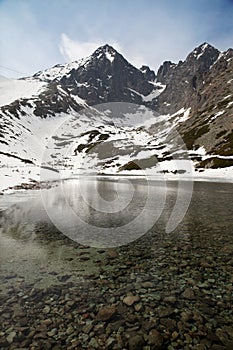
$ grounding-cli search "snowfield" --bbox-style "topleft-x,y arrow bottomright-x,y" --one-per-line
0,75 -> 47,107
0,102 -> 232,193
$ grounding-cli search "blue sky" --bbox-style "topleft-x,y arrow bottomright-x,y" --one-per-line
0,0 -> 233,78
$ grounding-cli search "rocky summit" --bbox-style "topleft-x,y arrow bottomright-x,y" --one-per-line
0,42 -> 233,187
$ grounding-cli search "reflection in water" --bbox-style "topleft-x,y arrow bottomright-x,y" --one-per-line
38,178 -> 167,247
0,179 -> 232,247
0,179 -> 233,291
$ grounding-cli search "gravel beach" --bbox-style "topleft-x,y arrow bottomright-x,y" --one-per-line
0,221 -> 232,350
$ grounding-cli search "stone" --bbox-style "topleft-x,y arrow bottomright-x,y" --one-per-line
182,288 -> 195,300
34,332 -> 47,339
43,305 -> 51,314
13,308 -> 26,318
96,306 -> 117,321
106,337 -> 116,347
172,331 -> 179,340
123,295 -> 140,306
181,311 -> 193,322
163,296 -> 176,304
134,303 -> 143,312
47,328 -> 57,337
41,319 -> 52,326
107,249 -> 119,259
128,335 -> 144,350
157,307 -> 174,318
141,281 -> 154,288
83,324 -> 93,334
6,331 -> 16,344
18,317 -> 28,326
148,329 -> 163,348
160,318 -> 176,330
89,338 -> 99,348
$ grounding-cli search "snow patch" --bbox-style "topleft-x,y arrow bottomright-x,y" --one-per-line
105,51 -> 115,63
211,110 -> 224,120
143,84 -> 166,101
223,94 -> 232,100
196,43 -> 209,59
178,108 -> 191,122
0,78 -> 47,107
71,94 -> 87,106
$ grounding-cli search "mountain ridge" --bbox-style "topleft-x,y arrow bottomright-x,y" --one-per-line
0,41 -> 232,191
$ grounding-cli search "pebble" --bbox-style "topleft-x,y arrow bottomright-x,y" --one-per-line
96,305 -> 117,321
141,281 -> 154,288
157,307 -> 174,318
0,225 -> 232,350
123,295 -> 140,306
181,311 -> 193,322
182,288 -> 195,299
43,305 -> 51,314
148,329 -> 163,347
47,328 -> 57,337
128,335 -> 144,350
6,331 -> 16,344
163,296 -> 176,304
134,302 -> 143,311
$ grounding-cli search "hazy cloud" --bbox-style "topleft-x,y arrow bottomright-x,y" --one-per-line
59,33 -> 145,68
0,0 -> 233,78
59,33 -> 121,62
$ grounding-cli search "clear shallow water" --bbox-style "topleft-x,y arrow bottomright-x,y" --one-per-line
0,179 -> 233,350
0,178 -> 233,292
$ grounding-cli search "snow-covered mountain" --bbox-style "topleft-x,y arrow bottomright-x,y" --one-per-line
0,43 -> 233,191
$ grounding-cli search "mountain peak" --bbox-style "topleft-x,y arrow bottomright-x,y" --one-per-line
92,44 -> 118,62
190,42 -> 220,60
95,44 -> 116,52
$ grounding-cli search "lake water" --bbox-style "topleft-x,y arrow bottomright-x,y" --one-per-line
0,178 -> 233,289
0,178 -> 233,349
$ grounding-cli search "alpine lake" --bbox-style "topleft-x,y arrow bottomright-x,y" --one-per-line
0,178 -> 232,349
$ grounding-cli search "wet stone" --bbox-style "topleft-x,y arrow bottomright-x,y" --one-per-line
148,329 -> 163,348
96,305 -> 117,321
123,295 -> 140,306
163,296 -> 176,304
0,195 -> 233,350
141,281 -> 154,288
6,331 -> 16,344
182,288 -> 195,300
128,334 -> 145,350
43,306 -> 51,314
157,307 -> 174,318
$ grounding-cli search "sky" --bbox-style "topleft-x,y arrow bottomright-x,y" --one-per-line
0,0 -> 233,78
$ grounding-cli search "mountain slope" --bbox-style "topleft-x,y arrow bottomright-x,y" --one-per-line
154,43 -> 233,169
0,42 -> 233,191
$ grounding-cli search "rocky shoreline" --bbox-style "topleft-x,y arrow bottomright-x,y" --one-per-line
0,180 -> 56,195
0,226 -> 232,350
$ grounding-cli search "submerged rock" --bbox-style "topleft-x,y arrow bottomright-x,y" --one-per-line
96,305 -> 117,321
123,295 -> 140,306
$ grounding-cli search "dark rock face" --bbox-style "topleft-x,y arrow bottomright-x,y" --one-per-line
150,42 -> 233,164
156,43 -> 220,114
156,60 -> 177,85
59,45 -> 156,106
7,44 -> 159,118
178,47 -> 233,159
140,65 -> 156,82
33,82 -> 82,117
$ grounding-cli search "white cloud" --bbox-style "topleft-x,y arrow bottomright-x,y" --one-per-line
59,34 -> 146,69
59,33 -> 121,62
